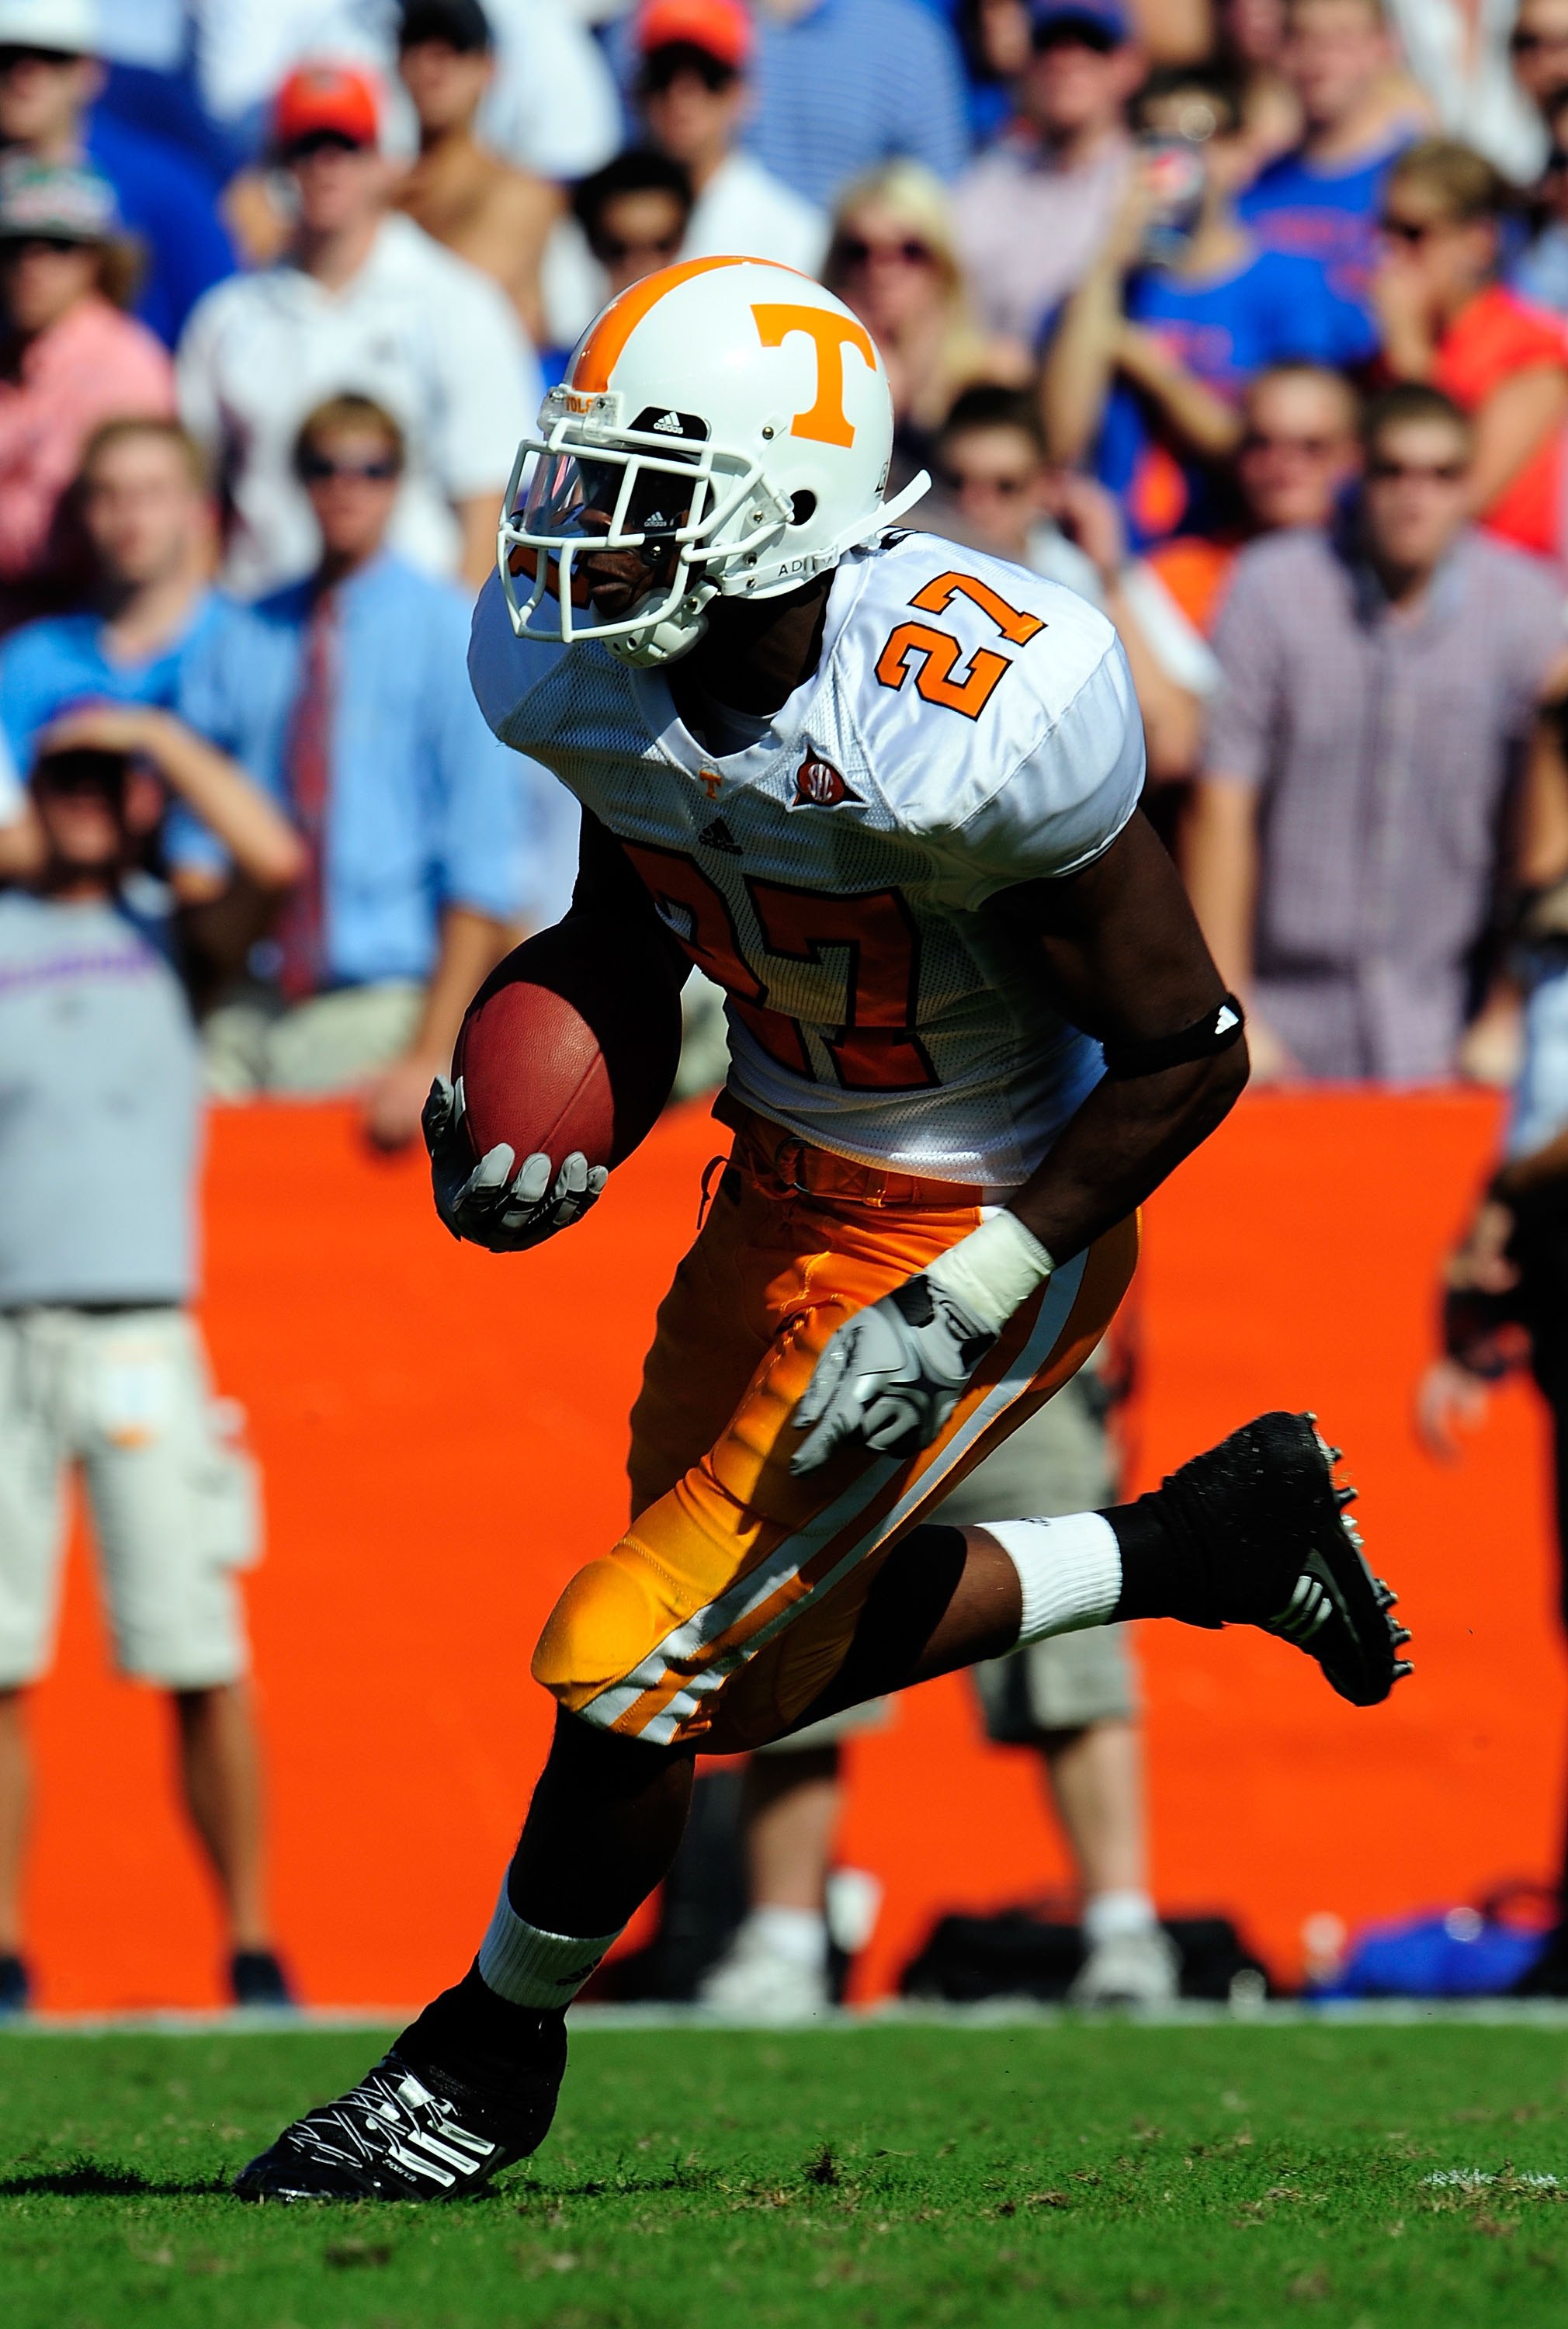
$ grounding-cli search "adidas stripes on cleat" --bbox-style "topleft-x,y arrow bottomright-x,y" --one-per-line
233,2023 -> 566,2203
1133,1410 -> 1410,1708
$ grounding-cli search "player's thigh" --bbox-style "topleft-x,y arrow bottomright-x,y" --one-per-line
706,1216 -> 1139,1753
931,1369 -> 1115,1529
0,1314 -> 72,1686
79,1314 -> 258,1688
539,1185 -> 976,1739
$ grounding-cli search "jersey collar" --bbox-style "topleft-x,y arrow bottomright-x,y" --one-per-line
630,553 -> 871,788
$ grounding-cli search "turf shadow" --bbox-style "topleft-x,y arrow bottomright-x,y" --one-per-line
509,2163 -> 723,2204
0,2160 -> 231,2199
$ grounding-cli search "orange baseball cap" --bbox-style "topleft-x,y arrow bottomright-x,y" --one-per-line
635,0 -> 753,71
272,62 -> 382,152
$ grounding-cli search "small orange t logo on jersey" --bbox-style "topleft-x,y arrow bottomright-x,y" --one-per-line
751,304 -> 877,448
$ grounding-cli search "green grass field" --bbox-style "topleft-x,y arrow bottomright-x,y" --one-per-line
4,2018 -> 1568,2328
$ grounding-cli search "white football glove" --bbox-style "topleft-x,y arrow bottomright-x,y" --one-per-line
789,1273 -> 997,1477
422,1075 -> 609,1253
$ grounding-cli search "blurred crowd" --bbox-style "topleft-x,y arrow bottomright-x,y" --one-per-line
1,0 -> 1567,1105
10,0 -> 1568,2015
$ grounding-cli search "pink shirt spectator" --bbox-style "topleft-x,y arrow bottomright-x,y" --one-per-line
0,294 -> 174,585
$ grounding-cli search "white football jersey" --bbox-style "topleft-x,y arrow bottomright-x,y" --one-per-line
469,531 -> 1144,1196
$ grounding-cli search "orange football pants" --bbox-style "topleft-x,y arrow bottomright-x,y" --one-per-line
532,1109 -> 1138,1752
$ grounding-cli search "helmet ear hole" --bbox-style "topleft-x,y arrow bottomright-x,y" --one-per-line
789,490 -> 817,526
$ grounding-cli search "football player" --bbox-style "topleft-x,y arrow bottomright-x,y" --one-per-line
238,259 -> 1409,2202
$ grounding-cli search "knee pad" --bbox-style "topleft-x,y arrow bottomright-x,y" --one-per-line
532,1553 -> 670,1716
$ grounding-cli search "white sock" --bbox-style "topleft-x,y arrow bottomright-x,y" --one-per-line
1082,1889 -> 1158,1948
744,1905 -> 828,1973
983,1512 -> 1122,1642
476,1884 -> 623,2008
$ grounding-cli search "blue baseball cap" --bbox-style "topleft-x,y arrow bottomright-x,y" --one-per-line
1029,0 -> 1132,45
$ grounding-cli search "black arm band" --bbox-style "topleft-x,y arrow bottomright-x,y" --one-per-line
1101,994 -> 1247,1080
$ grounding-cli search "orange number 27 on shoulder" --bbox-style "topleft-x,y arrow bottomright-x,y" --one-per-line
874,570 -> 1045,722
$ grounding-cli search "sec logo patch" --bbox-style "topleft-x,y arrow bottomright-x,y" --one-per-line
791,751 -> 862,809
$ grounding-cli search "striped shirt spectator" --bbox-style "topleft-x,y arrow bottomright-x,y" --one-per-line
740,0 -> 972,209
1186,388 -> 1568,1085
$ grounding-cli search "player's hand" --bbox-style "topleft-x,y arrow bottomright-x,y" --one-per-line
422,1074 -> 608,1251
789,1274 -> 997,1476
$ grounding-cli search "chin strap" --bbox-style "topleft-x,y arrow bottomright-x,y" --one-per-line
602,581 -> 718,668
864,467 -> 933,541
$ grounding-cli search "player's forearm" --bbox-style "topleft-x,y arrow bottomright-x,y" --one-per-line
1005,1042 -> 1249,1262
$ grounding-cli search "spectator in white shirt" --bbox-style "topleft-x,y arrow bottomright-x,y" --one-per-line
176,59 -> 539,599
166,0 -> 620,182
634,0 -> 828,276
1386,0 -> 1546,186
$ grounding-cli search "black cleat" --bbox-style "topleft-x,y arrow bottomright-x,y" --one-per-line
0,1952 -> 30,2017
1145,1410 -> 1410,1707
229,1948 -> 297,2008
233,2016 -> 567,2203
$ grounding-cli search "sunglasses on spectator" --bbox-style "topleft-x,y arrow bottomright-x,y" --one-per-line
838,234 -> 937,269
0,233 -> 92,258
0,43 -> 78,71
1380,215 -> 1447,245
595,227 -> 684,263
299,451 -> 401,483
1032,22 -> 1118,54
640,47 -> 738,95
1240,431 -> 1343,459
1365,456 -> 1466,484
281,129 -> 369,163
940,465 -> 1032,495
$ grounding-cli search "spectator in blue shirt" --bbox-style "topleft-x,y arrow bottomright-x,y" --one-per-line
1238,0 -> 1431,318
1043,58 -> 1376,547
0,0 -> 236,348
0,415 -> 219,776
176,391 -> 571,1153
736,0 -> 973,209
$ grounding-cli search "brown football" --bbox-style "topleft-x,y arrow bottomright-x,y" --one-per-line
452,914 -> 685,1173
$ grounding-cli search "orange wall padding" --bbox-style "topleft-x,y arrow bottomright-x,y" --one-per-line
22,1089 -> 1566,2009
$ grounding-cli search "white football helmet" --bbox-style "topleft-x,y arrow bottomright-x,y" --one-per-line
497,255 -> 929,668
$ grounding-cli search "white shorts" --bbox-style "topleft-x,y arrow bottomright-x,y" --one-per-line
0,1307 -> 258,1689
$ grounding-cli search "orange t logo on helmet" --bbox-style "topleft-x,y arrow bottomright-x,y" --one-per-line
501,255 -> 929,664
750,304 -> 877,448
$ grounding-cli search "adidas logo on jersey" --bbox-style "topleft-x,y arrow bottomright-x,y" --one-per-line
699,817 -> 742,855
789,751 -> 862,810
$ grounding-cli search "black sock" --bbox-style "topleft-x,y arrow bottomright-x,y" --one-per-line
397,1963 -> 564,2098
1105,1492 -> 1221,1626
